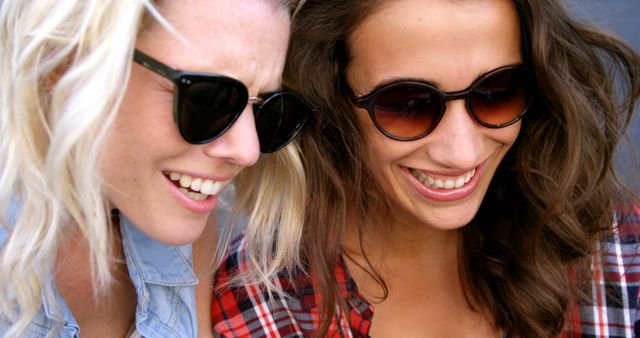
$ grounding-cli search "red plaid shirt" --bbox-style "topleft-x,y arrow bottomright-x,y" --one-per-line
211,206 -> 640,337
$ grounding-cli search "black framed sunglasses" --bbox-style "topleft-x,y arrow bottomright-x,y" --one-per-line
133,50 -> 311,153
350,65 -> 535,141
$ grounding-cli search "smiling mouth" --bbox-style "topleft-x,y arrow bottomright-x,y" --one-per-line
165,172 -> 228,201
409,168 -> 476,190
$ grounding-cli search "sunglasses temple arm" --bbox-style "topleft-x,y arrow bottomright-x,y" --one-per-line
133,50 -> 181,81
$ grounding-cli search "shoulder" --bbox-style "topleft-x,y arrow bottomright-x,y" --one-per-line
611,203 -> 640,242
211,238 -> 372,337
211,234 -> 314,338
599,203 -> 640,272
565,203 -> 640,337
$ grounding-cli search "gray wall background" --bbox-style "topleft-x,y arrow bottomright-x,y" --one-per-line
567,0 -> 640,192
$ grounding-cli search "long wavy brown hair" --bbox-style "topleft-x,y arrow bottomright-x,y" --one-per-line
285,0 -> 640,337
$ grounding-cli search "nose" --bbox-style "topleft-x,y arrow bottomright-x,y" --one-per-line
424,99 -> 484,169
201,105 -> 260,167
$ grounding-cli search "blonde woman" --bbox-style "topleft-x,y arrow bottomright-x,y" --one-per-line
0,0 -> 309,337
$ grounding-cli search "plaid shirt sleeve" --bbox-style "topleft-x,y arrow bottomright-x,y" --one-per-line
211,236 -> 366,338
211,236 -> 305,337
562,204 -> 640,338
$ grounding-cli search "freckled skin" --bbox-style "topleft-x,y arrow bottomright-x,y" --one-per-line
100,0 -> 291,245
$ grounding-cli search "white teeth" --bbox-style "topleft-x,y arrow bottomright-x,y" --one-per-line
187,191 -> 207,201
465,169 -> 475,183
443,180 -> 454,189
203,181 -> 224,195
191,178 -> 202,191
167,172 -> 228,200
201,180 -> 214,195
179,175 -> 192,189
179,188 -> 208,201
426,176 -> 435,185
410,168 -> 476,190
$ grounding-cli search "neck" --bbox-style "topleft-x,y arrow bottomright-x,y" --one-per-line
342,214 -> 498,336
54,221 -> 136,336
343,212 -> 461,265
343,211 -> 462,295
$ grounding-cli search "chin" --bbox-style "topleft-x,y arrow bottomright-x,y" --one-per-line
152,232 -> 203,246
427,218 -> 471,231
133,215 -> 207,246
423,204 -> 481,231
158,222 -> 206,245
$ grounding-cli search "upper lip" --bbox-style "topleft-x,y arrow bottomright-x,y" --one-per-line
162,170 -> 237,181
407,166 -> 477,179
407,158 -> 487,179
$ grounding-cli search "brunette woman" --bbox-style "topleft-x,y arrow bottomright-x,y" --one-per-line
212,0 -> 640,337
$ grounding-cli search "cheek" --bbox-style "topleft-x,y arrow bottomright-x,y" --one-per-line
99,129 -> 133,211
119,65 -> 178,144
362,130 -> 410,192
359,113 -> 384,169
358,109 -> 415,172
99,81 -> 176,190
122,76 -> 178,146
99,110 -> 146,191
492,121 -> 521,149
101,107 -> 151,174
484,122 -> 521,177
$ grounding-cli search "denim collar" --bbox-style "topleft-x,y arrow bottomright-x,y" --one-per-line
31,213 -> 199,337
119,213 -> 198,337
119,214 -> 197,286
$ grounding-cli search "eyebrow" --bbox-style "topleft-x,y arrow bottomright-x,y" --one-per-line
361,62 -> 526,95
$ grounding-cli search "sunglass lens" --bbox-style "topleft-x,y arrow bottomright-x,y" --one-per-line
177,80 -> 247,143
469,68 -> 534,127
371,83 -> 443,140
255,93 -> 310,153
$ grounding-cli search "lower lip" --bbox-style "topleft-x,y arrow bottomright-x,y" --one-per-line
163,175 -> 220,213
405,163 -> 484,202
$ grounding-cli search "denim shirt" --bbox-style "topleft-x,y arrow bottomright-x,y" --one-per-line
0,213 -> 199,338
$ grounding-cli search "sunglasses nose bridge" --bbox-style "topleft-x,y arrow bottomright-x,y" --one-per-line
248,96 -> 264,107
439,88 -> 473,114
439,89 -> 473,104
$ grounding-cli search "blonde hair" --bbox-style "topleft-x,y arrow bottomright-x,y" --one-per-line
0,0 -> 307,335
224,143 -> 306,290
0,0 -> 157,336
213,0 -> 308,293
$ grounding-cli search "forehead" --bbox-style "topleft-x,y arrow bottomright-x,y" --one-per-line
347,0 -> 522,91
137,0 -> 291,93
